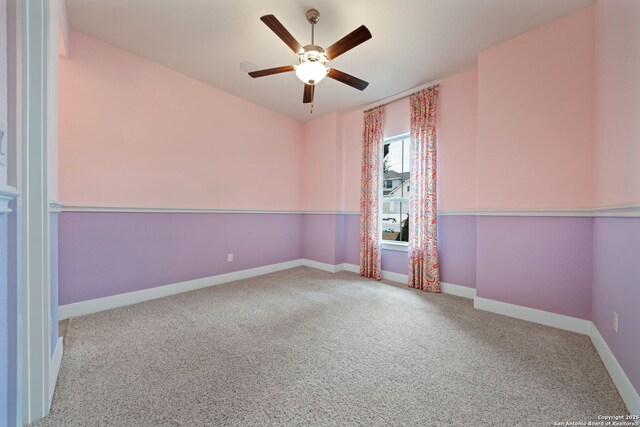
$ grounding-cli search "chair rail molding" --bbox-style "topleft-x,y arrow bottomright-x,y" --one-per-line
57,203 -> 361,215
0,185 -> 19,213
48,200 -> 62,213
48,202 -> 640,217
439,203 -> 640,217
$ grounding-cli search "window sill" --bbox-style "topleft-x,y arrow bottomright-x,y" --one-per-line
381,241 -> 409,252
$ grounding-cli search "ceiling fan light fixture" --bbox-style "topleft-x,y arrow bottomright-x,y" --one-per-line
295,61 -> 328,85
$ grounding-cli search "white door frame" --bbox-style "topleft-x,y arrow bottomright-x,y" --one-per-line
17,0 -> 52,424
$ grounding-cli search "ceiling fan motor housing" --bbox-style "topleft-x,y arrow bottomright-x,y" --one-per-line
296,45 -> 329,85
300,45 -> 328,64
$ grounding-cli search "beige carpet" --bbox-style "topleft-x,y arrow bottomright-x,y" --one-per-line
36,267 -> 627,426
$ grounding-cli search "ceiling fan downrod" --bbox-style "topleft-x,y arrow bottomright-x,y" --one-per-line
306,8 -> 320,45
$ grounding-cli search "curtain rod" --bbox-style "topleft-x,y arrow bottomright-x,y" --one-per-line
363,84 -> 440,113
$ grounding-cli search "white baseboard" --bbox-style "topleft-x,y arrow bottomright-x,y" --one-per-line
381,269 -> 408,284
59,258 -> 477,320
589,324 -> 640,417
337,263 -> 476,299
338,262 -> 410,283
474,297 -> 592,335
59,260 -> 304,319
340,263 -> 359,274
49,337 -> 64,404
301,260 -> 409,284
300,259 -> 342,273
473,297 -> 639,415
441,282 -> 476,299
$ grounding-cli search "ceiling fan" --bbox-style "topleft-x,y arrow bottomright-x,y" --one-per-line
248,9 -> 372,107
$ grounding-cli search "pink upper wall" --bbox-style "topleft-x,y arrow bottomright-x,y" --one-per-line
60,30 -> 480,214
63,6 -> 600,213
301,112 -> 342,212
317,6 -> 596,213
477,6 -> 596,209
339,68 -> 480,212
341,108 -> 362,212
437,69 -> 479,210
59,30 -> 304,210
595,0 -> 640,207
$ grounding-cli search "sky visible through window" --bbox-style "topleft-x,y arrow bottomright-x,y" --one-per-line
385,139 -> 410,175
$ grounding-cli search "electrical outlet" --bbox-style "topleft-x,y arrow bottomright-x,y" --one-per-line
613,311 -> 619,333
227,253 -> 233,262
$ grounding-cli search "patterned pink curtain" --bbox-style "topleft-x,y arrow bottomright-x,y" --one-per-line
360,107 -> 384,280
408,87 -> 441,292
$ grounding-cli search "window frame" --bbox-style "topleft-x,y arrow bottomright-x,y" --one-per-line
380,133 -> 410,251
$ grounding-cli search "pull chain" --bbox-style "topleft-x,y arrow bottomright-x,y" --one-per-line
310,102 -> 314,114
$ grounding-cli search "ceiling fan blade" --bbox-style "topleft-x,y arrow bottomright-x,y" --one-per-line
303,84 -> 315,103
327,68 -> 369,91
260,15 -> 304,54
248,65 -> 295,78
325,25 -> 372,60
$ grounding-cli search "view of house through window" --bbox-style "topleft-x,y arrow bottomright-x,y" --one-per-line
381,136 -> 410,242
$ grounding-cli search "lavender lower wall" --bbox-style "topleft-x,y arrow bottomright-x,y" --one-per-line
476,216 -> 593,320
61,213 -> 596,323
592,217 -> 640,394
380,249 -> 408,274
59,212 -> 303,305
60,212 -> 480,306
58,210 -> 638,399
302,213 -> 414,275
50,213 -> 59,354
302,214 -> 339,265
438,216 -> 477,288
304,213 -> 478,287
344,214 -> 360,266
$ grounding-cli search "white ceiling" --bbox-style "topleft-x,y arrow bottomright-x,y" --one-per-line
65,0 -> 594,122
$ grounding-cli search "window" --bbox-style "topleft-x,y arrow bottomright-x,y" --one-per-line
381,135 -> 410,242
